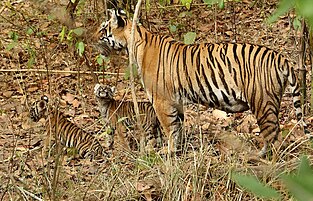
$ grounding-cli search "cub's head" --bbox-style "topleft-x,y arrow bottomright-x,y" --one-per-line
30,96 -> 49,122
94,84 -> 116,101
97,8 -> 129,52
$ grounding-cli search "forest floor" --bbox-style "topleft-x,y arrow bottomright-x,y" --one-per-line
0,0 -> 313,200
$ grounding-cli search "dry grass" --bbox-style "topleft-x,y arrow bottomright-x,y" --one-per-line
0,0 -> 313,200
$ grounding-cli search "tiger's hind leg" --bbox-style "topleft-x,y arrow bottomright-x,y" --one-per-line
253,104 -> 280,157
153,100 -> 184,154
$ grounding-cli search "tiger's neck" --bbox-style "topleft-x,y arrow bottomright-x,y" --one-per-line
124,22 -> 179,71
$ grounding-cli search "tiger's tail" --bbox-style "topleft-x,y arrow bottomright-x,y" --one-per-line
286,62 -> 310,135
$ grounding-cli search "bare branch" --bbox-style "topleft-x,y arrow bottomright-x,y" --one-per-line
0,69 -> 124,76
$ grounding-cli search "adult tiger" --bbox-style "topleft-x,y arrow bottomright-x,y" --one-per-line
97,8 -> 309,156
94,83 -> 161,152
30,96 -> 110,160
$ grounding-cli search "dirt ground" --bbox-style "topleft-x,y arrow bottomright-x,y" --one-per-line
0,0 -> 313,200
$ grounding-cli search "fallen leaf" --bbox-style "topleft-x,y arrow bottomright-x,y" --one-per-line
2,91 -> 13,98
212,109 -> 228,120
27,86 -> 39,92
62,93 -> 75,104
72,99 -> 80,108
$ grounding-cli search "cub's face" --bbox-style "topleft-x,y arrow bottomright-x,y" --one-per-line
94,84 -> 116,100
30,96 -> 49,122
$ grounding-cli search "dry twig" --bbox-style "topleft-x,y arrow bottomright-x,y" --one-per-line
0,69 -> 124,75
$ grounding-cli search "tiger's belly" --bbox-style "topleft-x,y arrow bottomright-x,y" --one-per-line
184,89 -> 250,113
211,90 -> 249,113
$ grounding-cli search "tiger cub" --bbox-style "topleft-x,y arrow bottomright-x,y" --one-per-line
94,83 -> 161,152
30,95 -> 110,160
97,8 -> 310,156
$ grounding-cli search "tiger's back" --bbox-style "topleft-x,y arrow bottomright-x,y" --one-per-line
30,96 -> 109,160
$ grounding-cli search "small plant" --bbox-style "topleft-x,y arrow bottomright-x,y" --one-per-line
59,26 -> 86,57
203,0 -> 225,9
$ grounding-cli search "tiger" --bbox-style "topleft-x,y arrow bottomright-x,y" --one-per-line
30,95 -> 110,160
96,8 -> 310,156
94,83 -> 161,152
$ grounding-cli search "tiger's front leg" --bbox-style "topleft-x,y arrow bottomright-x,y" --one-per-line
153,100 -> 184,154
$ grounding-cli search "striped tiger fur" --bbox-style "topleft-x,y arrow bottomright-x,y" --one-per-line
97,9 -> 309,156
30,95 -> 110,160
94,83 -> 161,152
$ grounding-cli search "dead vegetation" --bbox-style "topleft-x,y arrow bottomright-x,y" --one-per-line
0,0 -> 313,200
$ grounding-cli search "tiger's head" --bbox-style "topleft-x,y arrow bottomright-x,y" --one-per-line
97,8 -> 130,52
30,95 -> 49,122
94,84 -> 116,101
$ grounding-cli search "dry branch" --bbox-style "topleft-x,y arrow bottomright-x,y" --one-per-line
0,69 -> 124,75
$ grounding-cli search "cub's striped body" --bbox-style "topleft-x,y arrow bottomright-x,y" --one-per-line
98,9 -> 308,156
30,96 -> 109,160
94,84 -> 161,152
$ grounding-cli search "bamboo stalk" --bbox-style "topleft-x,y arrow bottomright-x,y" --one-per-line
0,69 -> 124,75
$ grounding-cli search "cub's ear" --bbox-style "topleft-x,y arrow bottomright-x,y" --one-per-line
110,86 -> 116,94
94,83 -> 101,92
41,95 -> 49,103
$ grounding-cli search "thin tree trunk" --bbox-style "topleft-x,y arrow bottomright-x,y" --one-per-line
309,28 -> 313,114
129,0 -> 144,153
299,19 -> 307,113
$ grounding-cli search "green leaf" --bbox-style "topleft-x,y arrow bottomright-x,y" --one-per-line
124,64 -> 138,80
281,156 -> 313,201
203,0 -> 220,7
184,32 -> 196,45
181,0 -> 192,10
295,0 -> 313,28
67,30 -> 73,41
293,16 -> 302,30
76,41 -> 85,57
6,42 -> 17,51
27,57 -> 35,68
8,31 -> 18,42
219,0 -> 224,9
72,27 -> 85,36
145,0 -> 151,11
232,173 -> 280,199
169,25 -> 177,33
96,55 -> 104,65
26,27 -> 34,35
59,26 -> 66,42
267,0 -> 295,24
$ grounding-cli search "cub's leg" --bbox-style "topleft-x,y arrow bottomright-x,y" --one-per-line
153,99 -> 184,154
114,124 -> 132,152
143,125 -> 159,152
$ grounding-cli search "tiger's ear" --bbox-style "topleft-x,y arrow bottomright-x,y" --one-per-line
108,8 -> 126,28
